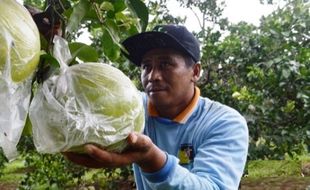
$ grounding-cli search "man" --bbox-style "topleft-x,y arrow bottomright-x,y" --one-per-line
64,24 -> 249,190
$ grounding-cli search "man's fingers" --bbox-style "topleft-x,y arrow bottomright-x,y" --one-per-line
84,144 -> 112,162
127,132 -> 152,152
62,152 -> 103,168
84,144 -> 131,167
63,135 -> 154,169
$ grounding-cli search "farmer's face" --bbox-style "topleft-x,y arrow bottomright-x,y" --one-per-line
141,48 -> 199,110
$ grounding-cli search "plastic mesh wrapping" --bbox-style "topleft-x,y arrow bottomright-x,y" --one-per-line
0,74 -> 32,160
29,36 -> 144,153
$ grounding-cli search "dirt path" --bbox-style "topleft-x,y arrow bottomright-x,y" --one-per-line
1,177 -> 310,189
240,177 -> 310,190
0,183 -> 18,190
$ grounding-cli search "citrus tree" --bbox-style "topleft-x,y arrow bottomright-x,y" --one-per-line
1,0 -> 148,189
199,0 -> 309,160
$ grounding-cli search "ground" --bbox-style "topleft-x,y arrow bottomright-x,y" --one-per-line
1,159 -> 310,189
1,177 -> 310,190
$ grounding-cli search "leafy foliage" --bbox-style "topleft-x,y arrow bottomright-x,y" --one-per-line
17,136 -> 88,189
89,166 -> 135,189
13,0 -> 149,189
0,150 -> 8,178
199,0 -> 309,159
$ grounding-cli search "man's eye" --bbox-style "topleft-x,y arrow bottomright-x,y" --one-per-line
160,60 -> 172,67
141,64 -> 150,70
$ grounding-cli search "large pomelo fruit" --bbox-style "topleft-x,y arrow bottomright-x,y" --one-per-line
30,63 -> 145,153
0,0 -> 40,82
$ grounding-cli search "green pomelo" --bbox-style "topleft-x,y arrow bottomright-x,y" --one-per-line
30,63 -> 145,153
0,0 -> 40,82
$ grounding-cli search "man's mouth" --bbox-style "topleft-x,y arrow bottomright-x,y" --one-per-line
147,87 -> 166,94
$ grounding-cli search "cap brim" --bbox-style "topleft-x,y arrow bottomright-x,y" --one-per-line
121,31 -> 188,66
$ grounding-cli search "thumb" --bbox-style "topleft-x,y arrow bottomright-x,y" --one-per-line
127,132 -> 138,145
126,132 -> 153,152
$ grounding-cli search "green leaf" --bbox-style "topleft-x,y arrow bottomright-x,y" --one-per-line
22,116 -> 32,136
84,8 -> 98,20
264,60 -> 274,68
101,28 -> 120,61
281,31 -> 290,37
105,19 -> 120,43
113,0 -> 127,12
40,54 -> 60,68
125,0 -> 149,32
69,42 -> 99,62
115,12 -> 128,22
283,100 -> 295,113
103,19 -> 127,53
66,0 -> 90,33
273,57 -> 282,63
36,53 -> 60,83
281,69 -> 290,79
100,2 -> 114,11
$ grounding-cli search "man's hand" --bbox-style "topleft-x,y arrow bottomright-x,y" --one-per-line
63,132 -> 167,173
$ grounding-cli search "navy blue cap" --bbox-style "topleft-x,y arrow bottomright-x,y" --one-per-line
121,25 -> 200,66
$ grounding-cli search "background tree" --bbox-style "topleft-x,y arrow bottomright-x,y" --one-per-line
6,0 -> 150,189
199,0 -> 309,160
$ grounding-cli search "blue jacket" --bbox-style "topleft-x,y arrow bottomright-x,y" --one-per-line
134,88 -> 249,190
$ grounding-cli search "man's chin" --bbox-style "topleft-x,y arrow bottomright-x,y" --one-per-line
149,94 -> 169,106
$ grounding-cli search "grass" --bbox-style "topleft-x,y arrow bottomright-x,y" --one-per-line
0,159 -> 25,190
240,154 -> 310,190
247,160 -> 302,177
0,158 -> 25,183
1,154 -> 310,189
0,159 -> 132,189
245,153 -> 310,177
240,176 -> 310,190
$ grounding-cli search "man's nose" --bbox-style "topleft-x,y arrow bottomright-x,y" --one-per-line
148,67 -> 162,81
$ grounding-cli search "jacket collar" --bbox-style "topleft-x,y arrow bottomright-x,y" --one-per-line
148,87 -> 200,124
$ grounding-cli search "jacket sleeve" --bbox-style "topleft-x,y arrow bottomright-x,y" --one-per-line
140,108 -> 249,190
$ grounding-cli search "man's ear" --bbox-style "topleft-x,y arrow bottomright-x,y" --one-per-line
191,63 -> 201,82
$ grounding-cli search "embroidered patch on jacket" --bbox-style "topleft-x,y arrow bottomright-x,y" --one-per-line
178,144 -> 194,165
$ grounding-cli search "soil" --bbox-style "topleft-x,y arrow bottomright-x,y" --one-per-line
1,177 -> 310,190
240,177 -> 310,190
0,183 -> 18,190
